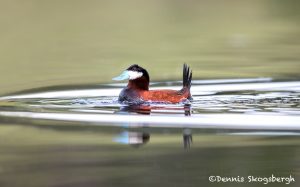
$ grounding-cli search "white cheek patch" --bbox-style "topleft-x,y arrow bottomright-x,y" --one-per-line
127,70 -> 143,80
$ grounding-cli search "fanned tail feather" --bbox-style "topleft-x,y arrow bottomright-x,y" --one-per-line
181,63 -> 192,99
183,63 -> 192,89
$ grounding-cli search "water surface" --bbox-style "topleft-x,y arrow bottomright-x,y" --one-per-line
1,1 -> 300,186
1,78 -> 299,130
0,78 -> 300,187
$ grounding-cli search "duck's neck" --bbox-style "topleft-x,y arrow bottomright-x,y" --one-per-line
128,77 -> 149,90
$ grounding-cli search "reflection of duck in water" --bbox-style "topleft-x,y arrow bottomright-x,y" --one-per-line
115,103 -> 193,149
113,64 -> 192,104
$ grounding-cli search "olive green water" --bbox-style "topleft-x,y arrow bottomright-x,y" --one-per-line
1,0 -> 300,95
0,0 -> 300,187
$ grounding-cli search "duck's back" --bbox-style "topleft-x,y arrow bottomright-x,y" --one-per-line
140,89 -> 189,103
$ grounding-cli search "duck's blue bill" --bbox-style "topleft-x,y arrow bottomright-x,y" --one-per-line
112,71 -> 129,81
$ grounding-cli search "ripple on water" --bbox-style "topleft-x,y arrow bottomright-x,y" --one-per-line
0,79 -> 299,132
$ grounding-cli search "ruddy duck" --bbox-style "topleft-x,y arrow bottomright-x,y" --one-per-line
113,64 -> 192,104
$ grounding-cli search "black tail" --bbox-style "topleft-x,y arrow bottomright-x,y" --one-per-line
183,63 -> 192,89
181,63 -> 192,99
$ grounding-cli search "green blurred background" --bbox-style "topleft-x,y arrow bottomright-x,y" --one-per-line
0,0 -> 300,95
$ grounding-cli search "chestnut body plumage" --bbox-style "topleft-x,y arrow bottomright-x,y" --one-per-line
113,64 -> 192,104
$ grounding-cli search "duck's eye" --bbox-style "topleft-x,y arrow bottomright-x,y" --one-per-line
128,71 -> 143,80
